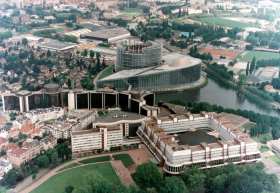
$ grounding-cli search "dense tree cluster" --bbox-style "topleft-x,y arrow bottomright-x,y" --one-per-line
206,63 -> 232,80
246,87 -> 274,102
33,30 -> 77,43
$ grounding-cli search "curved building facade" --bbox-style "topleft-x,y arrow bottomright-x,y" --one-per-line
115,40 -> 162,72
98,53 -> 201,91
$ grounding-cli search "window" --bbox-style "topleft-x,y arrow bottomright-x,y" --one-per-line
245,154 -> 261,160
193,162 -> 206,168
211,159 -> 224,166
228,156 -> 241,163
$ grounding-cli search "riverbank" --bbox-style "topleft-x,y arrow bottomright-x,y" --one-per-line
154,75 -> 208,94
204,69 -> 275,110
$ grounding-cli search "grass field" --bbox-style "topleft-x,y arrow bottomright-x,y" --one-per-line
198,17 -> 254,28
98,65 -> 115,80
236,51 -> 280,62
58,163 -> 80,172
268,155 -> 280,164
79,154 -> 134,168
53,28 -> 64,33
117,8 -> 142,18
252,136 -> 260,143
31,163 -> 120,193
79,23 -> 96,28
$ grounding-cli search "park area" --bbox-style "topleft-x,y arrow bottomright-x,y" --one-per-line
98,64 -> 115,80
236,50 -> 280,62
198,17 -> 254,28
199,48 -> 239,60
268,155 -> 280,164
79,154 -> 135,168
117,8 -> 142,18
30,162 -> 120,193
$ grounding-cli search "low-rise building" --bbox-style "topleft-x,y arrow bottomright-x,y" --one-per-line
0,137 -> 8,148
41,136 -> 57,151
21,138 -> 41,160
265,85 -> 276,93
24,107 -> 64,124
0,158 -> 12,176
7,148 -> 28,167
236,31 -> 249,40
21,123 -> 35,136
31,128 -> 43,138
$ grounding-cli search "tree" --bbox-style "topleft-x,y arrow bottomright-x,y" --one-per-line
84,49 -> 88,57
37,155 -> 50,168
47,50 -> 51,57
261,133 -> 273,143
238,74 -> 247,87
0,187 -> 7,193
250,57 -> 256,74
22,38 -> 28,46
90,50 -> 94,59
187,100 -> 192,107
66,22 -> 73,28
65,185 -> 74,193
96,52 -> 101,58
169,99 -> 187,106
51,152 -> 59,167
135,163 -> 163,190
115,183 -> 129,193
32,174 -> 36,180
96,57 -> 101,72
161,176 -> 186,193
246,62 -> 249,75
68,78 -> 71,88
76,50 -> 80,55
181,166 -> 205,192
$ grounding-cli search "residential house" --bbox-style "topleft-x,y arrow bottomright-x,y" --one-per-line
0,137 -> 8,148
41,136 -> 57,151
0,85 -> 8,96
0,159 -> 12,176
21,123 -> 35,136
7,148 -> 28,167
10,129 -> 20,138
22,138 -> 41,160
2,142 -> 19,152
31,128 -> 43,138
0,125 -> 12,139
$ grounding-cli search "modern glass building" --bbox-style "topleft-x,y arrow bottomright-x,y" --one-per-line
97,52 -> 202,91
115,40 -> 162,72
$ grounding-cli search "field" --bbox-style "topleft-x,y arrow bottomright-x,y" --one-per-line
79,154 -> 135,168
199,17 -> 254,28
199,49 -> 239,60
98,65 -> 115,80
79,23 -> 96,28
58,163 -> 80,172
268,155 -> 280,164
117,8 -> 142,18
236,51 -> 280,62
31,162 -> 120,193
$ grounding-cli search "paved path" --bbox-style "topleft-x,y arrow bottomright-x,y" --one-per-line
19,148 -> 150,193
93,65 -> 112,89
9,168 -> 50,193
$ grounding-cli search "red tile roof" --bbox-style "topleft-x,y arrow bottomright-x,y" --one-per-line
10,148 -> 27,155
0,137 -> 7,145
3,143 -> 19,152
21,123 -> 35,133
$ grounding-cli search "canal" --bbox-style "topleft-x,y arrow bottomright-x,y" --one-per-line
155,72 -> 280,117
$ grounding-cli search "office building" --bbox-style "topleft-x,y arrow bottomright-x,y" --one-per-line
97,40 -> 202,91
136,103 -> 261,174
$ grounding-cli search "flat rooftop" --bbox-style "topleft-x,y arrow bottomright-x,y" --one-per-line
82,27 -> 129,39
97,111 -> 146,123
100,54 -> 201,80
39,41 -> 77,50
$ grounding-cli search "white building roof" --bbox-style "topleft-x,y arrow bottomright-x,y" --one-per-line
64,29 -> 92,38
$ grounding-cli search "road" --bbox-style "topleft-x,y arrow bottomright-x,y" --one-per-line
71,71 -> 80,89
19,149 -> 150,193
93,65 -> 112,89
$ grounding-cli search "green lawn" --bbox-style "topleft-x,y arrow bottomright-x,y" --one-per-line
198,17 -> 254,28
123,8 -> 142,13
53,28 -> 64,33
58,163 -> 80,172
31,163 -> 120,193
98,65 -> 115,80
259,145 -> 269,153
79,23 -> 96,28
79,154 -> 135,168
257,70 -> 263,76
252,136 -> 260,143
117,8 -> 142,18
268,155 -> 280,164
236,51 -> 280,62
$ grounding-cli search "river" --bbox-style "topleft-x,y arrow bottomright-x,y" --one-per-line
155,72 -> 280,117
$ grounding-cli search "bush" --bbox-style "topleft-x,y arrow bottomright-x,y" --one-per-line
32,174 -> 36,180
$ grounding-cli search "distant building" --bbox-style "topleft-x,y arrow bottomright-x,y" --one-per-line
19,14 -> 30,24
41,136 -> 57,151
10,16 -> 20,24
39,41 -> 77,52
264,85 -> 276,93
0,159 -> 12,176
236,31 -> 249,40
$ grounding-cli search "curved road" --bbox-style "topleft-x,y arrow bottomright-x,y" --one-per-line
19,149 -> 149,193
93,65 -> 112,90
